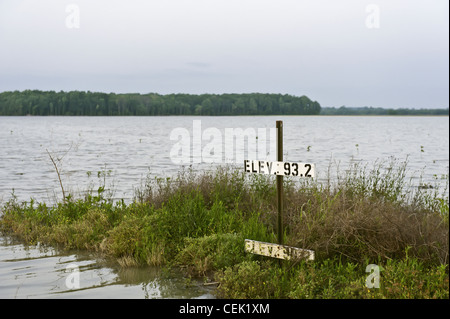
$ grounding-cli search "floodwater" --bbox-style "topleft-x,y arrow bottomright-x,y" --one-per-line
1,116 -> 448,204
0,115 -> 448,298
0,236 -> 214,299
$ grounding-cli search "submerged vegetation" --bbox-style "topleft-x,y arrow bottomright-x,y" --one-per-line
0,161 -> 448,298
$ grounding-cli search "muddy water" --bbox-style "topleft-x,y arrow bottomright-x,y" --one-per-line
0,236 -> 214,299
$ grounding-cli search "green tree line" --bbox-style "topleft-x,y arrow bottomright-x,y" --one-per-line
0,90 -> 321,116
321,106 -> 449,116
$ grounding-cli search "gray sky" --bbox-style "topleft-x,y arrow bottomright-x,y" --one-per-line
0,0 -> 448,108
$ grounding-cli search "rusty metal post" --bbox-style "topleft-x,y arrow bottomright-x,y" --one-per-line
276,121 -> 283,245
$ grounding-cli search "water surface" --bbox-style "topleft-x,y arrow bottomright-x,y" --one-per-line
0,236 -> 214,299
1,116 -> 448,203
0,115 -> 448,298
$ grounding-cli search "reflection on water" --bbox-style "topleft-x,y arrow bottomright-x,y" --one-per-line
0,236 -> 214,299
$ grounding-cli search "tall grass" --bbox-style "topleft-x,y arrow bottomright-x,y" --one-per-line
0,160 -> 448,298
284,159 -> 449,265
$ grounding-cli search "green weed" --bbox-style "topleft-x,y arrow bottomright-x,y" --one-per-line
0,161 -> 448,299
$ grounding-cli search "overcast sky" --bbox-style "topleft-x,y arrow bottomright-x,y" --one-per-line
0,0 -> 448,108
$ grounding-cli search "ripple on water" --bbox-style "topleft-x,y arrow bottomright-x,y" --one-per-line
0,237 -> 215,299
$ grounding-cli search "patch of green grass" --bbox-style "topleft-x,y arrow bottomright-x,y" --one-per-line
0,161 -> 448,298
175,233 -> 249,277
215,258 -> 449,299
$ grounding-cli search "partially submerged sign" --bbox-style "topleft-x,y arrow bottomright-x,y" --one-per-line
244,160 -> 315,178
245,239 -> 315,261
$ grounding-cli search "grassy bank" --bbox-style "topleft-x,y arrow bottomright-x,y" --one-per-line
0,161 -> 448,298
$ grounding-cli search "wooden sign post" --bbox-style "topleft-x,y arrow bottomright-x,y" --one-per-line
244,120 -> 315,261
276,120 -> 284,246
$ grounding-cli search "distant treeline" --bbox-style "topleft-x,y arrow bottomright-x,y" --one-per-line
0,90 -> 321,116
321,106 -> 449,116
1,91 -> 446,116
